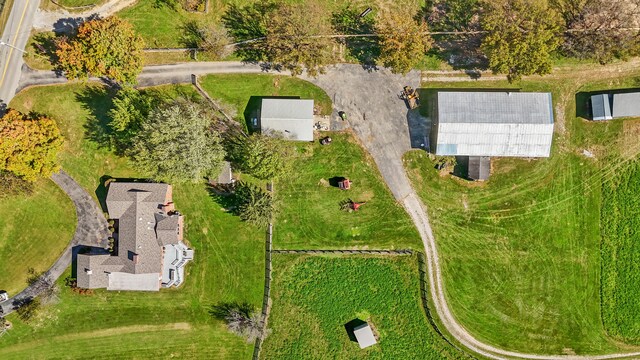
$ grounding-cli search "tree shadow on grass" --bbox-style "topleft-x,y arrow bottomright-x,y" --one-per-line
206,184 -> 241,215
75,85 -> 116,151
209,301 -> 254,320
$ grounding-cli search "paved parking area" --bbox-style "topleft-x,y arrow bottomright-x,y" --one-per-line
304,64 -> 426,200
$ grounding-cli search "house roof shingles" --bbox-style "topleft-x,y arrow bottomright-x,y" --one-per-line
76,182 -> 185,291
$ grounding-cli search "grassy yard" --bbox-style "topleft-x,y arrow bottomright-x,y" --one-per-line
198,73 -> 333,118
3,83 -> 265,358
402,76 -> 640,354
261,254 -> 463,359
0,179 -> 76,295
273,133 -> 421,249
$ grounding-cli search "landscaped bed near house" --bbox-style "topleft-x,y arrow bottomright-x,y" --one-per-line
4,83 -> 264,358
402,76 -> 640,355
0,179 -> 76,296
261,254 -> 463,359
273,133 -> 421,250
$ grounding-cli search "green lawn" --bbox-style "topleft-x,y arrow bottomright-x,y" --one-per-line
273,133 -> 420,249
261,255 -> 463,359
4,83 -> 265,358
601,155 -> 640,343
0,179 -> 76,295
199,73 -> 333,118
402,76 -> 640,354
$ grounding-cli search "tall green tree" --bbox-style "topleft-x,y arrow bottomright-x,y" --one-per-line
131,100 -> 225,183
223,0 -> 334,76
481,0 -> 562,82
228,133 -> 291,180
56,16 -> 144,85
235,181 -> 277,228
0,109 -> 63,181
108,87 -> 154,153
375,9 -> 433,74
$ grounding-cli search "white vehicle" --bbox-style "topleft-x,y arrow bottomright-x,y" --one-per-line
0,291 -> 8,302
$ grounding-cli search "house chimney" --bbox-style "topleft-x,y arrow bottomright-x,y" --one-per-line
85,269 -> 92,275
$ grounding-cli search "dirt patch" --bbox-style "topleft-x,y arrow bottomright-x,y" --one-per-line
359,190 -> 374,201
318,178 -> 329,187
622,119 -> 640,158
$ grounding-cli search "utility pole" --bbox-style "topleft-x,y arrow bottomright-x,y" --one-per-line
0,41 -> 27,54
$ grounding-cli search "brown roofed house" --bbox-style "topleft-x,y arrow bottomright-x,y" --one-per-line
76,182 -> 193,291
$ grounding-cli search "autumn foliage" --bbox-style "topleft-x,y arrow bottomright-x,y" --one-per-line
56,16 -> 144,85
0,109 -> 63,181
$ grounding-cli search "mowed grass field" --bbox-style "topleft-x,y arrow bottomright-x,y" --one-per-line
403,76 -> 640,354
0,179 -> 76,295
274,133 -> 420,249
601,158 -> 640,343
3,83 -> 266,358
261,255 -> 463,359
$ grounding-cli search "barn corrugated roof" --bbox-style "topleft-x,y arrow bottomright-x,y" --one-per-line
434,92 -> 554,157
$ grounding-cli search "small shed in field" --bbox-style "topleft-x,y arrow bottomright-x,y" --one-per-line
590,91 -> 640,120
259,98 -> 314,141
468,156 -> 490,181
612,93 -> 640,119
590,94 -> 612,121
353,322 -> 377,349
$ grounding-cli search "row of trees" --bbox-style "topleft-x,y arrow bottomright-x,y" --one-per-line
51,1 -> 640,86
429,0 -> 640,80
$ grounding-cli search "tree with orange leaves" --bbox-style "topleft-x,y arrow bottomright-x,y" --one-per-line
0,109 -> 63,181
56,16 -> 144,85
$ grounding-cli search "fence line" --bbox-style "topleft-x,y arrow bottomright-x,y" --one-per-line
416,252 -> 473,359
191,74 -> 237,125
271,249 -> 413,255
252,181 -> 274,360
49,0 -> 95,11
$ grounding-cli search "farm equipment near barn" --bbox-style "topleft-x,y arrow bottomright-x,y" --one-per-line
400,86 -> 420,109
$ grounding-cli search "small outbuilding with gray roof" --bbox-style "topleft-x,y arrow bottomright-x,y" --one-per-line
353,322 -> 377,349
259,98 -> 314,141
590,91 -> 640,120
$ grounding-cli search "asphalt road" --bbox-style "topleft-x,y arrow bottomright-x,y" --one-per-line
0,0 -> 38,106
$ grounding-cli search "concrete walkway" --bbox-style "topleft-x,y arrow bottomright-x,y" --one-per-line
0,171 -> 109,315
